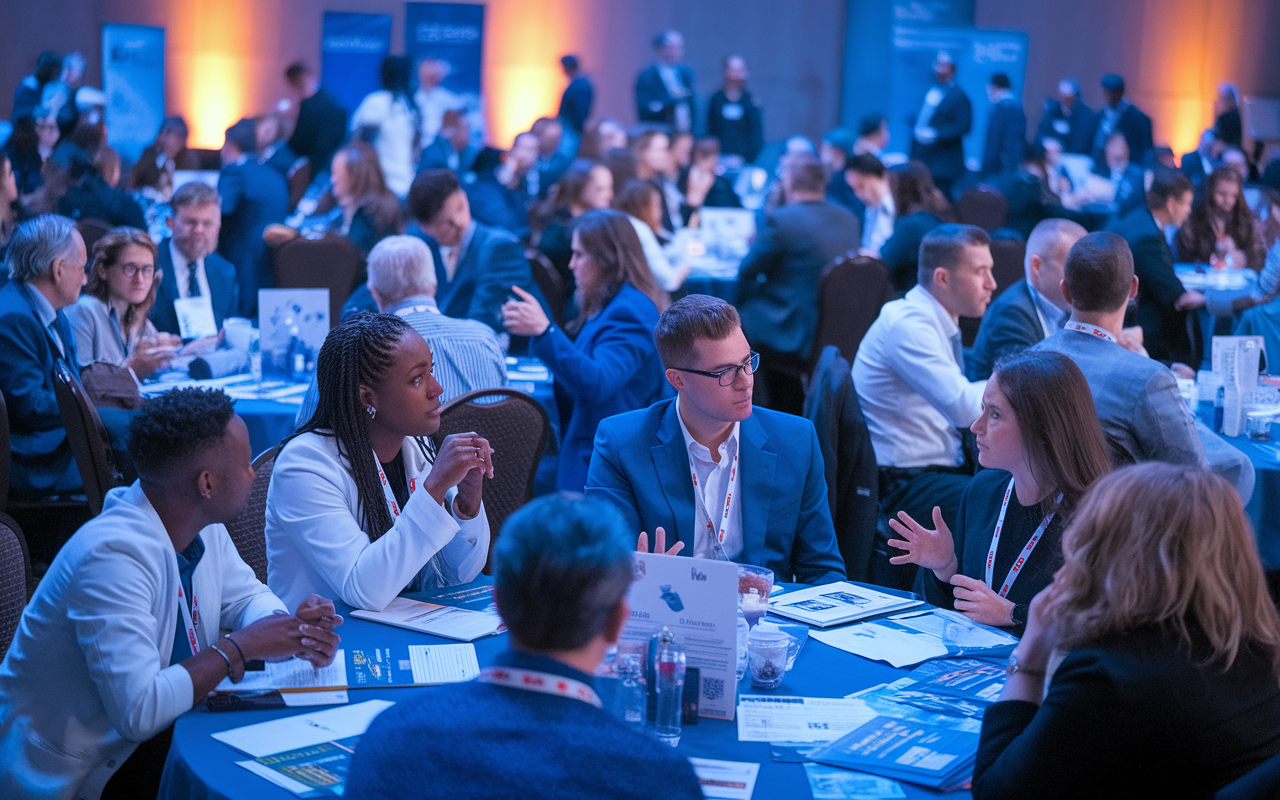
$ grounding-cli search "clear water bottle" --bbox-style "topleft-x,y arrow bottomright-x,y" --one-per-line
653,627 -> 686,747
616,653 -> 647,730
736,598 -> 749,683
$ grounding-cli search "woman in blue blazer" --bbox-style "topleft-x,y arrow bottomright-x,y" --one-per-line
503,209 -> 668,492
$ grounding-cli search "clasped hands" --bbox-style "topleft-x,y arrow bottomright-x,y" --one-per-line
233,594 -> 344,670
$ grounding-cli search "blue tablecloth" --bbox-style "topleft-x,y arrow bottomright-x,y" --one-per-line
234,398 -> 304,459
160,583 -> 971,800
1215,432 -> 1280,570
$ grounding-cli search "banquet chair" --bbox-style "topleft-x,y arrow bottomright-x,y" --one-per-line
955,186 -> 1010,233
52,363 -> 122,518
225,445 -> 280,585
431,388 -> 550,571
0,512 -> 33,658
989,237 -> 1027,299
526,249 -> 567,328
273,234 -> 363,327
286,158 -> 311,212
75,218 -> 113,255
812,252 -> 896,369
1214,750 -> 1280,799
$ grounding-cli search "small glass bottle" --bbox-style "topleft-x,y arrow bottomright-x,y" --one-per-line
616,653 -> 647,730
653,627 -> 686,747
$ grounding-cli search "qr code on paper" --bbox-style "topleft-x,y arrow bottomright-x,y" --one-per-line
703,676 -> 725,701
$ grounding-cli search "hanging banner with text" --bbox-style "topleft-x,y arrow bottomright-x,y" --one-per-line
321,11 -> 393,114
102,23 -> 165,164
404,2 -> 485,140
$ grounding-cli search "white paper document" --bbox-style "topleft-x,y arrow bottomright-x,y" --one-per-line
888,608 -> 1019,649
736,696 -> 877,743
768,582 -> 921,627
351,597 -> 503,641
690,758 -> 761,799
174,296 -> 218,339
407,643 -> 480,684
236,760 -> 315,795
811,624 -> 946,668
212,699 -> 395,758
215,650 -> 349,694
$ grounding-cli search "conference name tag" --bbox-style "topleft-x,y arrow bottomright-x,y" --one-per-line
174,296 -> 217,339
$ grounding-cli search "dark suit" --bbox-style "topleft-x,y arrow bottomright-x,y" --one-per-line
735,200 -> 862,358
968,279 -> 1055,380
218,157 -> 290,316
288,87 -> 347,178
1092,102 -> 1154,168
1034,99 -> 1098,155
0,280 -> 80,498
418,138 -> 477,176
1106,206 -> 1192,363
136,142 -> 201,172
910,83 -> 972,195
150,240 -> 239,337
981,97 -> 1027,176
530,284 -> 666,493
1180,150 -> 1214,187
558,76 -> 593,133
973,625 -> 1280,799
56,174 -> 146,229
881,211 -> 944,292
707,89 -> 764,163
259,142 -> 303,179
1094,163 -> 1146,218
997,170 -> 1090,241
635,64 -> 695,131
826,171 -> 865,221
464,173 -> 530,238
586,399 -> 846,585
432,222 -> 540,332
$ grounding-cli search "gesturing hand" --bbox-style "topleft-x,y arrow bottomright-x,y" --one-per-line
501,286 -> 551,337
424,432 -> 494,517
950,574 -> 1016,627
637,525 -> 685,556
886,506 -> 959,581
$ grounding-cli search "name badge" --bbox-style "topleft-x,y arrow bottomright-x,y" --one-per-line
174,296 -> 217,339
1053,119 -> 1070,135
721,103 -> 744,121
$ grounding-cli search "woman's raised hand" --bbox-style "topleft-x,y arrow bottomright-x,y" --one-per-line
886,506 -> 959,581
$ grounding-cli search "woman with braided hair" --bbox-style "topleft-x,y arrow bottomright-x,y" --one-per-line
265,313 -> 492,611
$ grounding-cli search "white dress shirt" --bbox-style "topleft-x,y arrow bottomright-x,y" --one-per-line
350,90 -> 418,197
629,215 -> 684,292
265,432 -> 490,611
675,396 -> 743,561
853,285 -> 986,468
23,280 -> 66,357
862,190 -> 896,256
415,85 -> 463,145
169,239 -> 211,301
914,82 -> 951,143
0,483 -> 286,800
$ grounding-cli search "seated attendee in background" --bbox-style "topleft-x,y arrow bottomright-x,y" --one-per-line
418,109 -> 477,177
971,463 -> 1280,799
151,181 -> 238,337
820,128 -> 855,180
1107,168 -> 1200,364
854,113 -> 890,157
297,235 -> 507,425
706,55 -> 763,166
464,146 -> 531,238
845,153 -> 894,258
613,178 -> 689,293
1093,132 -> 1145,217
1034,79 -> 1096,156
981,73 -> 1027,178
267,314 -> 492,612
284,61 -> 348,184
126,150 -> 174,244
218,118 -> 290,317
890,351 -> 1111,636
587,295 -> 846,585
66,226 -> 180,378
1180,129 -> 1220,188
497,131 -> 542,210
503,210 -> 668,492
4,111 -> 59,199
855,224 -> 995,589
736,154 -> 862,414
350,55 -> 418,199
535,160 -> 615,299
344,493 -> 704,800
826,128 -> 864,218
53,116 -> 147,229
0,388 -> 341,800
531,117 -> 572,194
1092,73 -> 1153,169
136,116 -> 200,175
997,142 -> 1090,241
1214,83 -> 1244,150
968,218 -> 1086,380
0,152 -> 20,249
0,214 -> 86,499
409,168 -> 543,332
679,137 -> 739,210
255,111 -> 301,179
1175,165 -> 1265,271
631,128 -> 684,232
880,161 -> 954,292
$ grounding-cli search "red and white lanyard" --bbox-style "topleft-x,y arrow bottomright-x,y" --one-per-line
479,666 -> 602,707
1064,321 -> 1117,344
374,451 -> 418,517
177,583 -> 201,655
985,478 -> 1062,598
691,448 -> 739,560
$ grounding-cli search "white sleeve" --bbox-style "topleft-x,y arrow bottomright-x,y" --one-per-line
430,490 -> 490,587
884,316 -> 986,427
632,219 -> 683,292
350,92 -> 389,131
209,525 -> 288,629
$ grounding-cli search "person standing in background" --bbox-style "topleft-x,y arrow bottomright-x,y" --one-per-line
707,56 -> 763,165
1034,79 -> 1097,156
558,55 -> 594,144
635,31 -> 695,133
981,73 -> 1027,178
910,51 -> 972,199
284,62 -> 348,185
415,58 -> 463,149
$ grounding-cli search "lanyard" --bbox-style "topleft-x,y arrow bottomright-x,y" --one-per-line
394,305 -> 440,318
690,448 -> 739,560
374,451 -> 418,517
177,583 -> 200,655
985,477 -> 1062,598
1064,321 -> 1118,344
479,666 -> 602,708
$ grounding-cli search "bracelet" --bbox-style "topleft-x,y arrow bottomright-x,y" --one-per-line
222,634 -> 247,667
209,642 -> 239,683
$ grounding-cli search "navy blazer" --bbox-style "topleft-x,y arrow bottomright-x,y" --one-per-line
218,158 -> 290,316
981,98 -> 1027,176
150,239 -> 239,336
967,279 -> 1051,380
635,64 -> 695,128
1034,99 -> 1098,155
530,284 -> 666,493
558,76 -> 594,132
1106,206 -> 1191,364
0,280 -> 79,497
910,83 -> 972,182
586,399 -> 846,584
433,223 -> 542,332
1092,103 -> 1154,167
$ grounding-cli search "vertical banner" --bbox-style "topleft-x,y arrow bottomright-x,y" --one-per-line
321,12 -> 393,113
404,3 -> 485,138
102,23 -> 165,164
889,27 -> 1028,171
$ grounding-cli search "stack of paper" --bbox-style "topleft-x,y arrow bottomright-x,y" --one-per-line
768,582 -> 921,627
736,696 -> 878,743
805,716 -> 979,790
351,597 -> 504,641
214,643 -> 480,696
811,608 -> 1017,667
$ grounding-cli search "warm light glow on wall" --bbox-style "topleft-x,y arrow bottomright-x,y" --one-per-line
482,0 -> 578,148
487,65 -> 565,147
167,0 -> 257,149
177,54 -> 250,149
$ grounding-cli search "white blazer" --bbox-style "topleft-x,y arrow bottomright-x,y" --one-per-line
265,432 -> 489,612
0,483 -> 287,800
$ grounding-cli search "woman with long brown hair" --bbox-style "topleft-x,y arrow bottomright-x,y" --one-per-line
614,178 -> 690,291
535,161 -> 615,294
972,462 -> 1280,798
501,209 -> 669,492
1175,165 -> 1266,271
880,160 -> 956,291
888,350 -> 1112,633
64,226 -> 180,378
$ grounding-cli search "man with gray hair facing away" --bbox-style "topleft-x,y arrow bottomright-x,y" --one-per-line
0,213 -> 88,499
297,234 -> 507,424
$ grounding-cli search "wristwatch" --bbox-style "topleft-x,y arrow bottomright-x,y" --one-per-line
1010,603 -> 1029,626
1006,652 -> 1045,678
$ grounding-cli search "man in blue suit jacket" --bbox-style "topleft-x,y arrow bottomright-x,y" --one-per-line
586,295 -> 845,585
980,73 -> 1027,177
635,31 -> 695,132
909,52 -> 972,198
150,182 -> 239,337
0,215 -> 86,499
1092,74 -> 1154,168
217,119 -> 289,317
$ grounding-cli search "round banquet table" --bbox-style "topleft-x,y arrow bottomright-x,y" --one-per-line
160,583 -> 973,800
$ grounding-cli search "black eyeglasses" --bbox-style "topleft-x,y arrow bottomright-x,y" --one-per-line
673,351 -> 760,386
112,262 -> 156,279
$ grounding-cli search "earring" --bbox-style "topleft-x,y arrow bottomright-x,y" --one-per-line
366,406 -> 377,420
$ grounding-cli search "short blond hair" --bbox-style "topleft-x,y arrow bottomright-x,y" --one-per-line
367,235 -> 437,304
